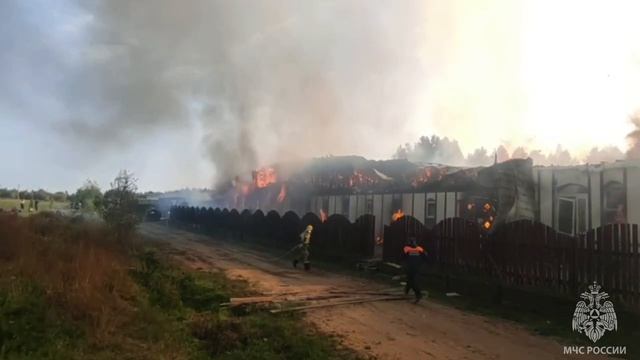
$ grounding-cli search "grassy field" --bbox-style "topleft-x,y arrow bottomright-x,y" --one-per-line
0,213 -> 358,359
0,198 -> 69,212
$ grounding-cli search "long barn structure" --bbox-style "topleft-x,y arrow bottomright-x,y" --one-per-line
214,156 -> 640,242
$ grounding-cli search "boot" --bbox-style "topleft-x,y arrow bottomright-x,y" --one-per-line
414,292 -> 423,304
304,262 -> 310,271
292,259 -> 298,268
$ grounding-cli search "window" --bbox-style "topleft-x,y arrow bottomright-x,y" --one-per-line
558,197 -> 575,235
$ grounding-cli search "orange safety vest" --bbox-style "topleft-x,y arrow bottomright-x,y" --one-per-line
403,245 -> 425,256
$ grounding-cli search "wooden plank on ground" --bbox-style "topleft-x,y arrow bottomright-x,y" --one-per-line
270,295 -> 408,313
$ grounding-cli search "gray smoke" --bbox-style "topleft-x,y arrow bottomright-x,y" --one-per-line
627,112 -> 640,159
44,1 -> 429,185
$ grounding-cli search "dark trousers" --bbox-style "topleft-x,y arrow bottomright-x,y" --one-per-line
405,271 -> 422,299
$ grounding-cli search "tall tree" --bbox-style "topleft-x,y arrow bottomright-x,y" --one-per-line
101,170 -> 141,245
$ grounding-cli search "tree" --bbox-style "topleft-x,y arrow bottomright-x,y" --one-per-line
511,147 -> 528,159
71,180 -> 103,211
393,135 -> 465,165
52,191 -> 68,202
466,147 -> 493,166
496,145 -> 510,163
585,146 -> 624,164
100,170 -> 141,244
393,144 -> 410,160
547,145 -> 576,166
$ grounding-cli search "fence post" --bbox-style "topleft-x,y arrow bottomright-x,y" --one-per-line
570,234 -> 576,294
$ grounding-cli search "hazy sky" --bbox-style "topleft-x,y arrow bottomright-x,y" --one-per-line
1,0 -> 640,192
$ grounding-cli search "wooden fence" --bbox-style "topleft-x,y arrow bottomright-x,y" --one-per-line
170,206 -> 376,260
383,217 -> 640,310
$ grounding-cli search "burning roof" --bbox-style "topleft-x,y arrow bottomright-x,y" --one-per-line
224,156 -> 534,207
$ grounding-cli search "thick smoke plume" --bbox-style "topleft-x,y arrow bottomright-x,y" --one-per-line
52,1 -> 429,185
4,0 -> 639,192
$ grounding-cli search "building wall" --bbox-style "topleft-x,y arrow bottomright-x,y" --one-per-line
305,161 -> 640,243
590,170 -> 601,228
373,194 -> 383,239
436,192 -> 446,223
602,167 -> 624,187
628,167 -> 640,225
538,169 -> 554,226
382,194 -> 393,229
356,194 -> 366,219
401,193 -> 413,217
328,196 -> 336,215
533,161 -> 640,233
413,193 -> 425,224
446,192 -> 457,218
348,195 -> 357,222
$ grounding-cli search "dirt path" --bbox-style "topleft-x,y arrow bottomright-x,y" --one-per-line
140,223 -> 601,360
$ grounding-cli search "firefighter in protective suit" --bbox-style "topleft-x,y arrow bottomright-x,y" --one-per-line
403,237 -> 427,303
293,225 -> 313,271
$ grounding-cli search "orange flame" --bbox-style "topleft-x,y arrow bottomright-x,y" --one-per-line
483,221 -> 492,230
277,183 -> 287,203
254,167 -> 277,188
319,209 -> 328,223
391,209 -> 405,222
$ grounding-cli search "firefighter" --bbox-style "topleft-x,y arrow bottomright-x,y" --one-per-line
403,237 -> 427,303
293,225 -> 313,271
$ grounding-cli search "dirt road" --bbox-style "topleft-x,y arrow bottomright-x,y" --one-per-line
140,223 -> 600,360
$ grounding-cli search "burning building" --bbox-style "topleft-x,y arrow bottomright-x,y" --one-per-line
218,155 -> 640,241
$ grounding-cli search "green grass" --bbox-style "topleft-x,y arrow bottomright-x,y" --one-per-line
0,279 -> 81,359
130,248 -> 360,360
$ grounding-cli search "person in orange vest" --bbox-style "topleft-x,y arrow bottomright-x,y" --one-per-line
403,237 -> 427,303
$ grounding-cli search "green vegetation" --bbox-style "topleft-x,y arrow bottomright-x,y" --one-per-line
0,189 -> 67,203
101,170 -> 142,244
68,179 -> 103,211
0,198 -> 68,213
0,213 -> 356,359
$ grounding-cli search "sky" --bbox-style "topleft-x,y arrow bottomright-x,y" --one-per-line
1,0 -> 640,192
